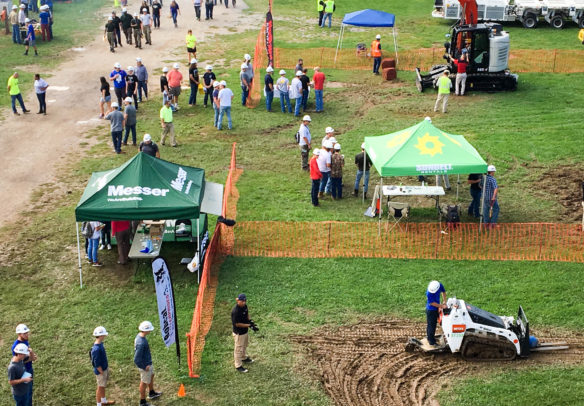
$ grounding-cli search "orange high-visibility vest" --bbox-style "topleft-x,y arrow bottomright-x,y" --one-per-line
371,40 -> 381,57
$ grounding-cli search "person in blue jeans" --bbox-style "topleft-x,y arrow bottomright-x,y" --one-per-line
105,102 -> 125,154
467,173 -> 482,218
482,165 -> 499,227
426,280 -> 447,346
10,6 -> 22,44
276,70 -> 292,113
290,71 -> 303,117
212,81 -> 220,127
170,0 -> 180,27
8,343 -> 33,406
87,221 -> 104,266
264,66 -> 274,111
353,143 -> 372,198
240,64 -> 250,106
217,81 -> 234,130
12,324 -> 37,406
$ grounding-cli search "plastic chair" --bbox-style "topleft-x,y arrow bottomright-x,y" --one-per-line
387,201 -> 410,232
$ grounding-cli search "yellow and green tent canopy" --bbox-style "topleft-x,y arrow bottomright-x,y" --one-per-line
363,119 -> 487,177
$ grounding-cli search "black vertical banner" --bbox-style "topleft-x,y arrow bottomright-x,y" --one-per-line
265,9 -> 274,67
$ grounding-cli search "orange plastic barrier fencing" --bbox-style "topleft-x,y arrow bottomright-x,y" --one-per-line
186,142 -> 238,378
247,23 -> 266,109
274,47 -> 584,73
233,221 -> 584,263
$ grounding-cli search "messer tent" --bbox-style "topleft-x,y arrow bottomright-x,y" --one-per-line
75,152 -> 208,287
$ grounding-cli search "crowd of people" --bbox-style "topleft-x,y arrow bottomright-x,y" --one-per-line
6,1 -> 54,54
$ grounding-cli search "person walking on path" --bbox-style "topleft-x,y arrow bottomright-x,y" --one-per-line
120,8 -> 132,44
23,18 -> 38,56
10,5 -> 21,44
186,29 -> 196,62
140,8 -> 152,45
111,220 -> 130,264
167,63 -> 183,111
320,0 -> 334,28
106,102 -> 125,154
426,281 -> 447,347
217,80 -> 234,130
7,72 -> 29,116
188,58 -> 199,106
231,294 -> 255,373
330,143 -> 344,200
434,70 -> 451,113
139,134 -> 160,158
160,99 -> 177,146
123,97 -> 137,145
297,115 -> 312,171
239,64 -> 250,106
194,0 -> 202,21
276,70 -> 291,113
467,173 -> 482,218
290,70 -> 303,117
310,148 -> 322,206
135,58 -> 148,102
170,0 -> 180,27
212,81 -> 220,127
371,34 -> 382,74
203,65 -> 216,107
8,343 -> 33,406
483,165 -> 499,227
152,0 -> 161,28
134,321 -> 163,406
33,74 -> 48,115
205,0 -> 213,20
126,66 -> 139,108
312,67 -> 325,113
111,11 -> 122,48
99,76 -> 111,119
131,12 -> 142,48
264,66 -> 274,112
105,16 -> 116,53
110,63 -> 127,107
354,142 -> 372,198
90,326 -> 115,406
12,324 -> 37,406
448,52 -> 469,96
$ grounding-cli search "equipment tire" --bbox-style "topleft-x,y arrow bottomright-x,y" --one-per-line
522,12 -> 538,28
578,17 -> 584,29
550,15 -> 564,29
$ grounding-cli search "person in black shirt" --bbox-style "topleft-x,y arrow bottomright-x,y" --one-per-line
231,293 -> 254,373
152,0 -> 161,28
160,67 -> 170,104
126,67 -> 139,109
467,173 -> 483,218
264,66 -> 274,112
131,13 -> 142,48
299,68 -> 310,112
99,76 -> 111,119
112,11 -> 122,48
104,17 -> 116,53
188,59 -> 199,106
139,134 -> 160,158
354,143 -> 372,198
140,0 -> 150,14
120,9 -> 133,45
202,65 -> 216,107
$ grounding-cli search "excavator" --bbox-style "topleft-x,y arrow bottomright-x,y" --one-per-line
416,0 -> 518,92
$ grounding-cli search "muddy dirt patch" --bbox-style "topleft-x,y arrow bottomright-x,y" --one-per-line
539,164 -> 584,222
291,319 -> 584,406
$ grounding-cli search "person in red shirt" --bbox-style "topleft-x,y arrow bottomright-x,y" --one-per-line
111,220 -> 131,264
312,67 -> 326,113
310,148 -> 322,206
449,52 -> 468,96
167,63 -> 183,110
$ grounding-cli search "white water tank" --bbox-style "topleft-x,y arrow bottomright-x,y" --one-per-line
489,30 -> 510,72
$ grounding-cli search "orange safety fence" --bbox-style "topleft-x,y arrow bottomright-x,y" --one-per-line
186,142 -> 239,378
274,47 -> 584,73
248,23 -> 266,109
233,221 -> 584,263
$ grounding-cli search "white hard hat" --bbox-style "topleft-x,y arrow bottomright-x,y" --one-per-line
127,66 -> 134,71
313,148 -> 320,155
15,324 -> 30,334
220,80 -> 227,86
424,116 -> 432,122
124,97 -> 133,103
122,7 -> 127,12
376,34 -> 381,39
12,5 -> 18,9
25,18 -> 30,23
212,81 -> 220,87
114,62 -> 121,69
240,63 -> 248,70
173,63 -> 180,69
134,12 -> 138,16
20,4 -> 26,8
266,66 -> 274,73
139,321 -> 154,332
329,137 -> 337,143
279,69 -> 286,75
93,326 -> 109,337
324,140 -> 334,149
136,57 -> 142,62
191,58 -> 198,64
296,70 -> 303,76
13,343 -> 30,356
143,134 -> 152,141
111,101 -> 119,107
302,115 -> 311,122
206,65 -> 213,70
162,67 -> 169,72
488,165 -> 497,172
108,16 -> 113,21
41,5 -> 49,10
334,143 -> 341,150
244,53 -> 251,60
428,280 -> 441,294
361,142 -> 366,149
325,127 -> 334,133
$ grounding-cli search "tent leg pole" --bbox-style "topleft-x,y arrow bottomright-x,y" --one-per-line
393,26 -> 398,66
378,178 -> 383,236
335,24 -> 344,64
197,219 -> 200,284
479,175 -> 487,233
456,174 -> 460,201
76,222 -> 83,289
362,147 -> 366,204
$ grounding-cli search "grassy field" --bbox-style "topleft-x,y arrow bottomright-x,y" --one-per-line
0,0 -> 583,404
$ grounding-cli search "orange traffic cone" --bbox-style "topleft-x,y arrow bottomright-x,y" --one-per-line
177,383 -> 186,397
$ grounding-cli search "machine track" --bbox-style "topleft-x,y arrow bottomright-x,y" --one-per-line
460,334 -> 517,362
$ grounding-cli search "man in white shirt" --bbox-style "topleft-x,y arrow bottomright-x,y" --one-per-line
33,74 -> 49,115
276,70 -> 291,113
290,71 -> 303,117
321,126 -> 334,147
217,80 -> 234,130
318,140 -> 333,198
140,10 -> 152,45
297,115 -> 312,170
239,64 -> 250,106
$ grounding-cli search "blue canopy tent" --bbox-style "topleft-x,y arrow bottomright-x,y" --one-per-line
335,9 -> 398,65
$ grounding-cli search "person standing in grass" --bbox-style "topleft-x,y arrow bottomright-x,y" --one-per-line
135,58 -> 149,102
310,148 -> 322,206
12,324 -> 37,406
188,58 -> 199,106
297,115 -> 312,171
123,97 -> 137,146
160,66 -> 170,105
167,63 -> 183,111
170,0 -> 180,28
483,165 -> 499,227
91,326 -> 115,406
99,77 -> 111,119
316,0 -> 324,26
264,66 -> 274,112
320,0 -> 334,28
160,99 -> 177,146
10,5 -> 21,44
33,74 -> 48,115
330,143 -> 344,200
276,70 -> 291,113
126,66 -> 139,108
300,68 -> 310,112
217,80 -> 234,130
231,294 -> 254,373
290,71 -> 303,117
106,102 -> 125,154
7,72 -> 29,116
434,70 -> 451,113
239,64 -> 250,106
467,173 -> 482,218
139,134 -> 160,158
353,143 -> 372,199
134,321 -> 162,405
39,5 -> 51,41
318,140 -> 332,197
109,63 -> 127,108
8,343 -> 33,406
111,220 -> 130,264
426,281 -> 447,347
312,67 -> 325,113
212,81 -> 220,127
23,18 -> 38,56
202,65 -> 216,107
371,34 -> 382,75
185,29 -> 196,62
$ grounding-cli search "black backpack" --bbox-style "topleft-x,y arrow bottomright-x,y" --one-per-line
446,205 -> 461,228
81,222 -> 94,239
295,131 -> 300,144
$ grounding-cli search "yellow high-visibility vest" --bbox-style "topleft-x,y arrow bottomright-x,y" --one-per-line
317,0 -> 324,12
324,0 -> 334,13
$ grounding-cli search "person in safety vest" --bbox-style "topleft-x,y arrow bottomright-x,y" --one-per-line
579,28 -> 584,45
371,34 -> 382,74
320,0 -> 334,28
434,70 -> 452,113
317,0 -> 324,27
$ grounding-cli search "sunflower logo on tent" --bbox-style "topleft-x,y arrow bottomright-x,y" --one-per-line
414,133 -> 444,157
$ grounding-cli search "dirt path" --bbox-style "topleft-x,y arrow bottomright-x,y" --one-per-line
292,319 -> 584,406
0,0 -> 258,228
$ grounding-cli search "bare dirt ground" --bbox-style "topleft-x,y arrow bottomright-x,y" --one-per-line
292,319 -> 584,406
0,0 -> 258,229
539,165 -> 584,222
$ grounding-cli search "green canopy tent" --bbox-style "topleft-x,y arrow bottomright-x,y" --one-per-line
363,118 -> 488,225
75,152 -> 207,287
